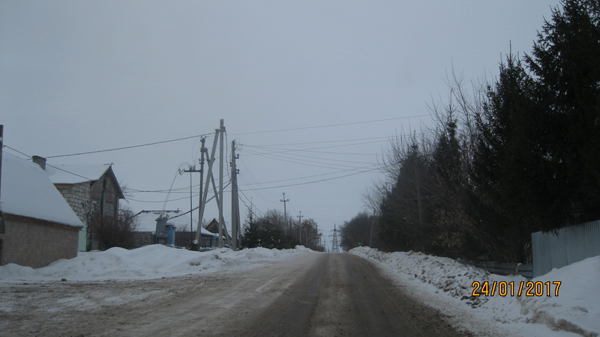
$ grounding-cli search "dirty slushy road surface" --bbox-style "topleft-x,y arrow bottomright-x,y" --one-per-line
1,253 -> 468,336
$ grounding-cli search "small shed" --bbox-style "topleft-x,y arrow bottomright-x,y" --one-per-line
0,153 -> 82,268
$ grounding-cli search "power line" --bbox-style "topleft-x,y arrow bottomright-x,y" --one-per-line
45,134 -> 211,159
239,164 -> 378,187
4,145 -> 100,182
3,145 -> 31,158
39,116 -> 429,159
241,135 -> 391,148
242,148 -> 374,166
241,166 -> 379,191
230,115 -> 431,136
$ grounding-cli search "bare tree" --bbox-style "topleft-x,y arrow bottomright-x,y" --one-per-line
89,206 -> 140,250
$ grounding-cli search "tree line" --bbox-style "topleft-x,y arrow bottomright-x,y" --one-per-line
241,209 -> 324,251
341,0 -> 600,263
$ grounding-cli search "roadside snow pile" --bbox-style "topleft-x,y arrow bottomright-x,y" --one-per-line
0,245 -> 312,282
351,247 -> 600,337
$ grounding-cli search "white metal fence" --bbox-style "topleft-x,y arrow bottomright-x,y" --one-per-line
532,220 -> 600,277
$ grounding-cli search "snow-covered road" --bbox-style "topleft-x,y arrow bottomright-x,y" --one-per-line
1,245 -> 598,336
1,251 -> 463,336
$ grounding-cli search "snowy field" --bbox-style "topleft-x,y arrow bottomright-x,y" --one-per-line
350,247 -> 600,337
1,245 -> 598,336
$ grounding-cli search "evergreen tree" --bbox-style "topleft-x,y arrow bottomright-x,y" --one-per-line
525,0 -> 600,228
241,209 -> 297,249
378,139 -> 435,252
471,54 -> 537,262
340,212 -> 373,251
429,113 -> 482,259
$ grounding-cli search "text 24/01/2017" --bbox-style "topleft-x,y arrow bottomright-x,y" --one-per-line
471,281 -> 561,297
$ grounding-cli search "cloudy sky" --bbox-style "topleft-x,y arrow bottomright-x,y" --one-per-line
1,1 -> 560,245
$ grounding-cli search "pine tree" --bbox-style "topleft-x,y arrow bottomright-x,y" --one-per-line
525,0 -> 600,228
378,138 -> 435,252
471,54 -> 537,261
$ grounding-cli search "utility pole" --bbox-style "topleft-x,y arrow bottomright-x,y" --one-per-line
196,137 -> 206,248
230,140 -> 241,250
182,165 -> 201,248
218,119 -> 226,248
280,192 -> 289,234
297,211 -> 303,244
195,122 -> 224,247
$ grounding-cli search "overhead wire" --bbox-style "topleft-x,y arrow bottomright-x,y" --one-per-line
45,134 -> 211,159
6,116 -> 426,217
241,138 -> 388,157
16,114 -> 430,160
240,166 -> 379,191
4,145 -> 100,182
237,167 -> 279,205
229,114 -> 430,136
238,189 -> 265,219
241,148 -> 371,171
238,163 -> 378,188
242,147 -> 373,166
3,145 -> 32,159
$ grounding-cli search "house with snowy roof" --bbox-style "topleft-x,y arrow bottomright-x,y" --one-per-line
0,153 -> 82,268
32,156 -> 125,251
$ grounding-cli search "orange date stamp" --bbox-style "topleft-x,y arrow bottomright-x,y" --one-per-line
471,281 -> 561,297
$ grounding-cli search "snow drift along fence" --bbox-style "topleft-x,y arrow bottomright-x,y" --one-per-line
532,220 -> 600,278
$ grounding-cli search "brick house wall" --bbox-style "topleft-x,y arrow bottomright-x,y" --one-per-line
0,215 -> 79,268
55,182 -> 92,222
90,174 -> 120,220
54,171 -> 122,251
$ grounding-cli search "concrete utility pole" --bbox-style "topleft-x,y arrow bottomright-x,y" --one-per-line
195,122 -> 225,247
182,165 -> 201,248
218,119 -> 225,248
230,140 -> 241,250
280,193 -> 289,233
197,137 -> 206,247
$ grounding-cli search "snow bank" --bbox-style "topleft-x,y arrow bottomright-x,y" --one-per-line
350,247 -> 600,337
0,245 -> 312,282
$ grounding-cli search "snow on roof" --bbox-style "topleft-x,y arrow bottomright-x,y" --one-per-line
0,153 -> 82,228
46,163 -> 111,184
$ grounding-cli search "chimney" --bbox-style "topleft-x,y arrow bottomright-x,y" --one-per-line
32,155 -> 47,170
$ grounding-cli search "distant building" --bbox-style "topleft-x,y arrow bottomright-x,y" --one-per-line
205,218 -> 220,235
133,231 -> 154,248
205,218 -> 231,243
32,156 -> 125,251
0,153 -> 82,268
133,213 -> 219,250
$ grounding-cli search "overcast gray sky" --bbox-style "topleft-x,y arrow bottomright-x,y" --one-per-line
1,1 -> 560,244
